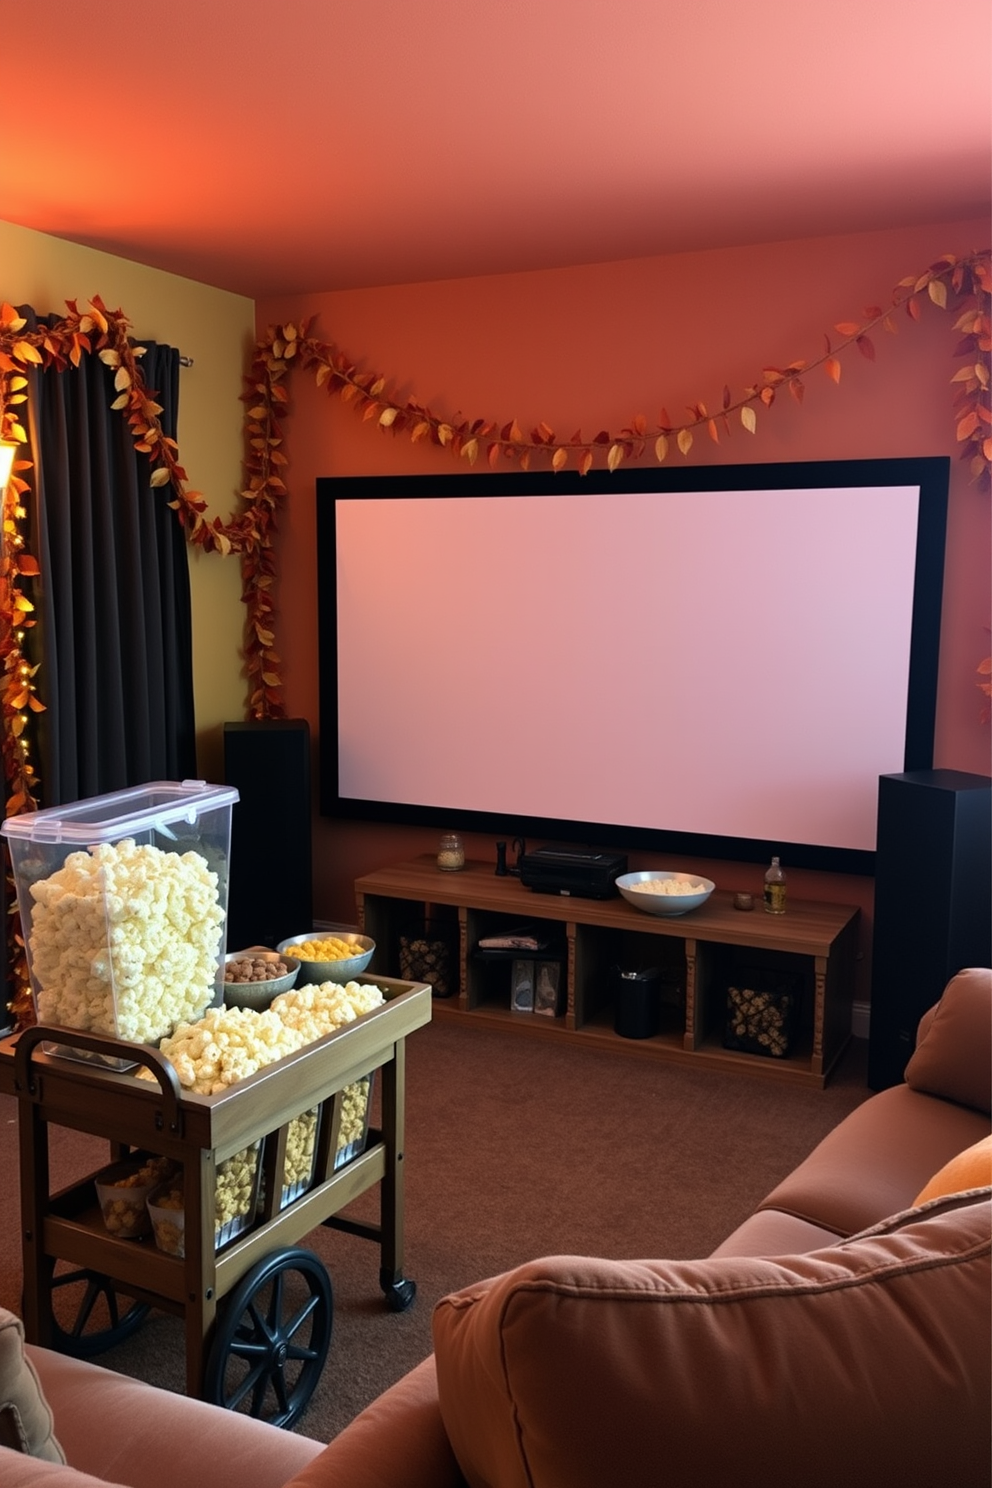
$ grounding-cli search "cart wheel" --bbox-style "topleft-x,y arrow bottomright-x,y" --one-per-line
381,1274 -> 417,1312
204,1248 -> 333,1429
46,1268 -> 150,1357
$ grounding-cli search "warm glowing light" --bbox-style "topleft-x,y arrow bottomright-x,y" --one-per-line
0,441 -> 16,494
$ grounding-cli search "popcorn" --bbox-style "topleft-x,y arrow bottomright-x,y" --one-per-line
95,1155 -> 177,1238
269,980 -> 386,1046
337,1077 -> 372,1155
152,1006 -> 302,1095
215,1145 -> 260,1231
628,875 -> 704,897
148,1189 -> 185,1257
145,982 -> 387,1096
99,1193 -> 151,1238
284,1109 -> 318,1194
28,837 -> 225,1042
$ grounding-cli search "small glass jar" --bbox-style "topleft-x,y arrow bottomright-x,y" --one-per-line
437,832 -> 465,871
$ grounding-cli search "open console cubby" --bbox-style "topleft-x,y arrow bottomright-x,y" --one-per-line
356,857 -> 861,1088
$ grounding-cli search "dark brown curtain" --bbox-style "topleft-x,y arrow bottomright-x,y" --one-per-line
20,309 -> 196,804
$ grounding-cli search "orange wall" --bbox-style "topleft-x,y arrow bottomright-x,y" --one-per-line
257,217 -> 991,996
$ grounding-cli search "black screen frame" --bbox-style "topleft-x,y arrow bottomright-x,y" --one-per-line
317,455 -> 949,876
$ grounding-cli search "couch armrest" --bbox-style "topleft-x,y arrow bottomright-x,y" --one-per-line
756,1082 -> 989,1236
0,1446 -> 123,1488
0,1363 -> 465,1488
904,968 -> 992,1115
25,1346 -> 323,1488
284,1357 -> 466,1488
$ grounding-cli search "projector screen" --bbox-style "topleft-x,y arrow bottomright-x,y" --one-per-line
317,457 -> 949,874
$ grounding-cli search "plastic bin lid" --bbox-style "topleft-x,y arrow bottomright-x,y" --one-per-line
0,780 -> 240,843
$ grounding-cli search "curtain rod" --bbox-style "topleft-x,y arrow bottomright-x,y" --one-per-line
179,356 -> 194,367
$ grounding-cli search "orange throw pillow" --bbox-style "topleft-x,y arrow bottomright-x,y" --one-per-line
914,1133 -> 992,1206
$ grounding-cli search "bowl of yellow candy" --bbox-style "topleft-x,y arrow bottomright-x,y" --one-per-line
276,931 -> 376,985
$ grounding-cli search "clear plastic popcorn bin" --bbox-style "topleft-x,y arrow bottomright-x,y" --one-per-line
214,1141 -> 262,1249
1,780 -> 239,1067
280,1108 -> 320,1210
334,1073 -> 375,1171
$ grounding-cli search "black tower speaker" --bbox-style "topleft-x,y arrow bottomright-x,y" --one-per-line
223,719 -> 313,951
868,769 -> 991,1092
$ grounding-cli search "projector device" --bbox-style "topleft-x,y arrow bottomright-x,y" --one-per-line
518,844 -> 628,899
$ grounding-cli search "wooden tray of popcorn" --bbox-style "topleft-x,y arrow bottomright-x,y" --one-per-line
0,971 -> 432,1407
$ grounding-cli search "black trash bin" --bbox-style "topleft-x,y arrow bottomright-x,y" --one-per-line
612,965 -> 662,1039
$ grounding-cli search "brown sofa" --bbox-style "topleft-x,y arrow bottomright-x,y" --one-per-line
3,968 -> 990,1488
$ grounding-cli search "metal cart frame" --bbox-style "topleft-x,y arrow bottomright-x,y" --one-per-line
0,975 -> 431,1419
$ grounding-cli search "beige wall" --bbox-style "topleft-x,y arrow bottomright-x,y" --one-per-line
0,218 -> 254,781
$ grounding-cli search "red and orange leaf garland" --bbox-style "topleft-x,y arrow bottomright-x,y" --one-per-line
259,250 -> 989,482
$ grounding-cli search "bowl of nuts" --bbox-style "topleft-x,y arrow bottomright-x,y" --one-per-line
276,932 -> 376,986
222,947 -> 300,1011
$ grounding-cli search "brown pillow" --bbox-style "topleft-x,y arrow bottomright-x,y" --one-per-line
432,1195 -> 991,1488
0,1309 -> 65,1463
904,967 -> 992,1114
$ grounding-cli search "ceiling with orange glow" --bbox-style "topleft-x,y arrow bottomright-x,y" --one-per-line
4,0 -> 989,299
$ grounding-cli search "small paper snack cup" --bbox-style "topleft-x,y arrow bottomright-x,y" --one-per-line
95,1155 -> 177,1239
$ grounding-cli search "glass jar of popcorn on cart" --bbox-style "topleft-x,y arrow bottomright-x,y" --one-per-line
1,780 -> 238,1067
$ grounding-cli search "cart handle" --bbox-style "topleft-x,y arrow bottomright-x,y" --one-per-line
13,1026 -> 185,1135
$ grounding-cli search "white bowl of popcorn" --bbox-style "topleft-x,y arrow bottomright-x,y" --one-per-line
616,870 -> 715,917
277,932 -> 375,985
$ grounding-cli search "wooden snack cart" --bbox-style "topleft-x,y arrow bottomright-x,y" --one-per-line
0,975 -> 431,1428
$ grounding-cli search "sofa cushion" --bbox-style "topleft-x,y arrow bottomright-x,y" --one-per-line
708,1206 -> 844,1258
755,1080 -> 989,1236
914,1133 -> 992,1205
432,1193 -> 991,1488
904,966 -> 992,1115
0,1310 -> 64,1464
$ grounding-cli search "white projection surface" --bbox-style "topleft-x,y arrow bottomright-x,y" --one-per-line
330,482 -> 925,856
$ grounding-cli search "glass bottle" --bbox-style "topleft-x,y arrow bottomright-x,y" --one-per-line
437,832 -> 465,871
763,856 -> 786,914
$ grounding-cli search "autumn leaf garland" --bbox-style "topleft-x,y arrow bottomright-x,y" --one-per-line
275,249 -> 990,480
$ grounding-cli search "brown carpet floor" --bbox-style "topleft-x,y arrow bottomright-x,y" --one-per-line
0,1019 -> 871,1444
